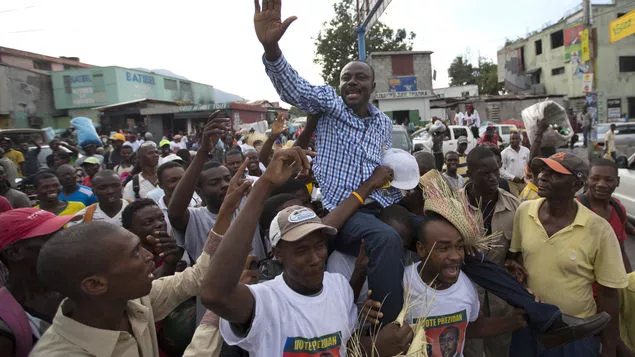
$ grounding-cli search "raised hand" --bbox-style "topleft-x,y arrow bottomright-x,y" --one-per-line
240,255 -> 259,285
201,110 -> 231,153
365,166 -> 394,191
221,159 -> 253,212
254,0 -> 297,59
270,113 -> 287,137
260,146 -> 310,186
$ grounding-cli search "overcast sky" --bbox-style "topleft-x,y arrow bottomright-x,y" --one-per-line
2,0 -> 609,105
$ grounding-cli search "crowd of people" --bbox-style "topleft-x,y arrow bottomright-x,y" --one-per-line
0,1 -> 634,357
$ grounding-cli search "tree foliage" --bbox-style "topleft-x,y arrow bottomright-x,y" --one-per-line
448,55 -> 503,95
314,0 -> 416,88
288,106 -> 306,119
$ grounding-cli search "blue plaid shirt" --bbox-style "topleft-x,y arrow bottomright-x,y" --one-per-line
264,54 -> 401,210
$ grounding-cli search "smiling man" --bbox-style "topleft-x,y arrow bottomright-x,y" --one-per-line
255,0 -> 404,325
34,172 -> 85,216
507,152 -> 627,357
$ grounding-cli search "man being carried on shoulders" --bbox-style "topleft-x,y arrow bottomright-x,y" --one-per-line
255,0 -> 404,325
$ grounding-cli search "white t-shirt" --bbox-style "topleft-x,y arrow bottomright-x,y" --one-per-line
220,272 -> 357,357
327,250 -> 368,305
403,263 -> 480,357
123,173 -> 157,201
74,199 -> 130,226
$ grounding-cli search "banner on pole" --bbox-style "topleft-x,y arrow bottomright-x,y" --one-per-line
580,28 -> 590,62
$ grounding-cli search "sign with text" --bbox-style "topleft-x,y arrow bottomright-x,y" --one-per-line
564,17 -> 584,62
388,76 -> 417,92
582,73 -> 593,93
580,28 -> 590,62
375,90 -> 431,100
607,98 -> 622,121
177,103 -> 228,112
610,10 -> 634,43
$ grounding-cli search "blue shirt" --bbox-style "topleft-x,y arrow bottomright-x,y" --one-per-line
264,54 -> 401,211
59,184 -> 97,206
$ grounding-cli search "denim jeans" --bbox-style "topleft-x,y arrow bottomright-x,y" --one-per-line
462,254 -> 561,331
509,327 -> 601,357
334,206 -> 405,325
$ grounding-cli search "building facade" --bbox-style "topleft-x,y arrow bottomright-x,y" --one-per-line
497,1 -> 635,121
368,51 -> 435,125
0,47 -> 93,129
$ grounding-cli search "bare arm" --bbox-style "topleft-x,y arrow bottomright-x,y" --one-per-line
168,112 -> 229,231
259,114 -> 286,167
466,309 -> 527,339
597,284 -> 620,357
200,148 -> 310,325
294,114 -> 319,149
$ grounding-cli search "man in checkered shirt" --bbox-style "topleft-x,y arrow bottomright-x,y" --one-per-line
255,0 -> 405,325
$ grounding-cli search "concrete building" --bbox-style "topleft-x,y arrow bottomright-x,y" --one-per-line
368,51 -> 435,125
50,66 -> 216,135
434,85 -> 479,99
497,0 -> 635,121
0,47 -> 93,129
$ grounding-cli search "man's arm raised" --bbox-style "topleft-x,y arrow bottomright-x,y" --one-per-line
200,147 -> 310,325
254,0 -> 336,115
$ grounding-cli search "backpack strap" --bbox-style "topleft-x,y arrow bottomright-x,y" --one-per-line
83,203 -> 98,222
0,287 -> 33,357
609,198 -> 626,224
132,175 -> 141,200
578,193 -> 591,209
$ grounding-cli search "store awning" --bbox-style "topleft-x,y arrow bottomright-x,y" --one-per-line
93,98 -> 176,112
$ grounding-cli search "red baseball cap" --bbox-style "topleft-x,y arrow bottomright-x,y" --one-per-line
0,208 -> 79,251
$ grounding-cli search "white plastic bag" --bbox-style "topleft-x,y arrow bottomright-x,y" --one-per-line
522,100 -> 573,148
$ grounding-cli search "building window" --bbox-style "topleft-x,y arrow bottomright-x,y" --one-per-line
551,67 -> 565,76
33,60 -> 52,71
391,55 -> 414,76
164,78 -> 177,90
180,81 -> 192,92
551,30 -> 564,49
535,39 -> 543,55
63,75 -> 72,93
618,56 -> 635,72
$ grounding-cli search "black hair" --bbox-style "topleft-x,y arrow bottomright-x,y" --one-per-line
260,193 -> 298,231
417,212 -> 453,245
157,161 -> 184,185
37,222 -> 118,300
54,151 -> 71,159
226,148 -> 244,159
121,198 -> 159,230
176,149 -> 191,163
379,205 -> 414,249
445,151 -> 459,159
270,178 -> 309,198
413,151 -> 437,176
466,145 -> 497,170
34,171 -> 58,188
198,160 -> 223,186
589,158 -> 618,176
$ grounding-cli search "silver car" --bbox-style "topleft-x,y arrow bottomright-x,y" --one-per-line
596,122 -> 635,157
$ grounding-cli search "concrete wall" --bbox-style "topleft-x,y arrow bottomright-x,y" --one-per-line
0,65 -> 56,129
377,97 -> 430,124
369,53 -> 433,92
434,85 -> 479,98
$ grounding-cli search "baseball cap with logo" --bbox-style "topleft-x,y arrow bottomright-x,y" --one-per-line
532,152 -> 588,180
0,208 -> 79,251
268,206 -> 337,248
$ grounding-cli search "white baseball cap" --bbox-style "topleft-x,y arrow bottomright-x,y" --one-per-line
381,148 -> 419,190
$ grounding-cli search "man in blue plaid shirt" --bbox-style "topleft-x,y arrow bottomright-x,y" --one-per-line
255,0 -> 405,325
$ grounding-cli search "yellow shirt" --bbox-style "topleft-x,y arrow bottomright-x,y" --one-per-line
510,198 -> 628,318
620,272 -> 635,351
4,149 -> 24,177
30,242 -> 216,357
36,201 -> 86,216
518,181 -> 540,202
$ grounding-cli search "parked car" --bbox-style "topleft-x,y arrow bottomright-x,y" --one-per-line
392,125 -> 413,153
595,122 -> 635,157
614,154 -> 635,220
411,125 -> 477,154
0,128 -> 53,168
478,124 -> 519,147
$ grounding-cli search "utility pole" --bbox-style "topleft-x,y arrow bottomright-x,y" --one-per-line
582,0 -> 596,160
